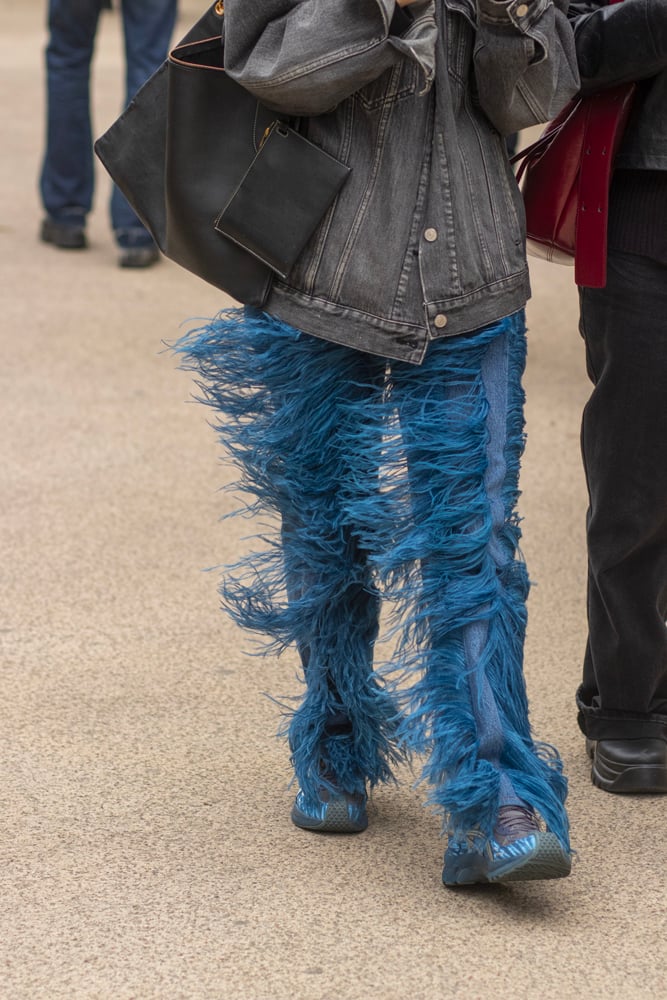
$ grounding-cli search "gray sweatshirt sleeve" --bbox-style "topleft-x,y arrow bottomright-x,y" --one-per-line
222,0 -> 437,116
473,0 -> 580,133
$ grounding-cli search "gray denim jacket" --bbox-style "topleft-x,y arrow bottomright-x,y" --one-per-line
224,0 -> 579,363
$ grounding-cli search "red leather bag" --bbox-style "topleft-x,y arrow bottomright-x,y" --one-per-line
512,0 -> 636,288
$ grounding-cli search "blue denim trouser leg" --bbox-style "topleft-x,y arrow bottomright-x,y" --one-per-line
464,331 -> 524,807
386,316 -> 567,843
111,0 -> 177,247
40,0 -> 103,227
393,321 -> 535,822
271,344 -> 395,800
40,0 -> 177,244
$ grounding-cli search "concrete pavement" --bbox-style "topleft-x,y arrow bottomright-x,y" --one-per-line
2,2 -> 665,997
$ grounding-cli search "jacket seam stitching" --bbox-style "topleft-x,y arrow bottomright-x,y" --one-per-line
241,38 -> 386,90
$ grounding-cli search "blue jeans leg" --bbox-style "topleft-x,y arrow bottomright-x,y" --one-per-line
39,0 -> 104,226
111,0 -> 178,246
390,316 -> 569,842
464,330 -> 524,807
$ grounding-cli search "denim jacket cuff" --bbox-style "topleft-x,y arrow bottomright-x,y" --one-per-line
388,1 -> 437,93
477,0 -> 553,65
477,0 -> 549,31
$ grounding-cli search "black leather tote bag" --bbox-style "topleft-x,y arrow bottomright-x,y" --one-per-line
94,2 -> 349,305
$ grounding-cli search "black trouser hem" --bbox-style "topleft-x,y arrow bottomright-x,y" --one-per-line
576,686 -> 667,741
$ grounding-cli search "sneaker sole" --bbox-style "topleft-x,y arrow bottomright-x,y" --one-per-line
291,796 -> 368,834
443,833 -> 571,887
587,739 -> 667,794
442,850 -> 488,886
490,833 -> 572,883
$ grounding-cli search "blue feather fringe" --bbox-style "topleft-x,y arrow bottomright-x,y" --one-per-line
174,307 -> 570,850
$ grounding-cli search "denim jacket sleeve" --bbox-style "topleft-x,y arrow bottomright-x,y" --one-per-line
223,0 -> 438,116
568,0 -> 667,94
473,0 -> 580,133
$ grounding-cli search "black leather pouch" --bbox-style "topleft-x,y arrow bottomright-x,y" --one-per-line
214,122 -> 351,279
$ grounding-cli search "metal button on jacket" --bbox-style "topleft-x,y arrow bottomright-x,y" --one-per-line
434,314 -> 448,329
424,228 -> 438,242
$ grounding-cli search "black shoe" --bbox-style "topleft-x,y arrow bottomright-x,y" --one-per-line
40,217 -> 87,250
586,737 -> 667,794
118,245 -> 159,268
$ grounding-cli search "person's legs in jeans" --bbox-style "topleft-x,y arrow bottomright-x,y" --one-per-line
374,315 -> 569,868
578,251 -> 667,742
39,0 -> 104,233
175,308 -> 570,871
112,0 -> 178,248
174,310 -> 404,818
275,359 -> 395,808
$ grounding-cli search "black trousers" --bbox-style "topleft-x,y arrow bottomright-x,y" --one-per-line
577,250 -> 667,740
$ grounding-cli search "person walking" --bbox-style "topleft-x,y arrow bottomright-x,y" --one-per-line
568,0 -> 667,793
177,0 -> 579,886
39,0 -> 178,267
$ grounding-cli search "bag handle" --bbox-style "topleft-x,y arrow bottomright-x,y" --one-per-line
510,97 -> 583,183
511,0 -> 626,180
511,0 -> 634,286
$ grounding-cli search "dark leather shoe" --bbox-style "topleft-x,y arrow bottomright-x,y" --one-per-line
118,245 -> 159,269
40,217 -> 87,250
586,737 -> 667,794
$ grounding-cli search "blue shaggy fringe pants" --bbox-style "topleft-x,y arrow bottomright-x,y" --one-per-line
176,308 -> 569,849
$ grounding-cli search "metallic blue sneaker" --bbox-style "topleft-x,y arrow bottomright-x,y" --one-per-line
291,785 -> 368,834
442,805 -> 571,886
